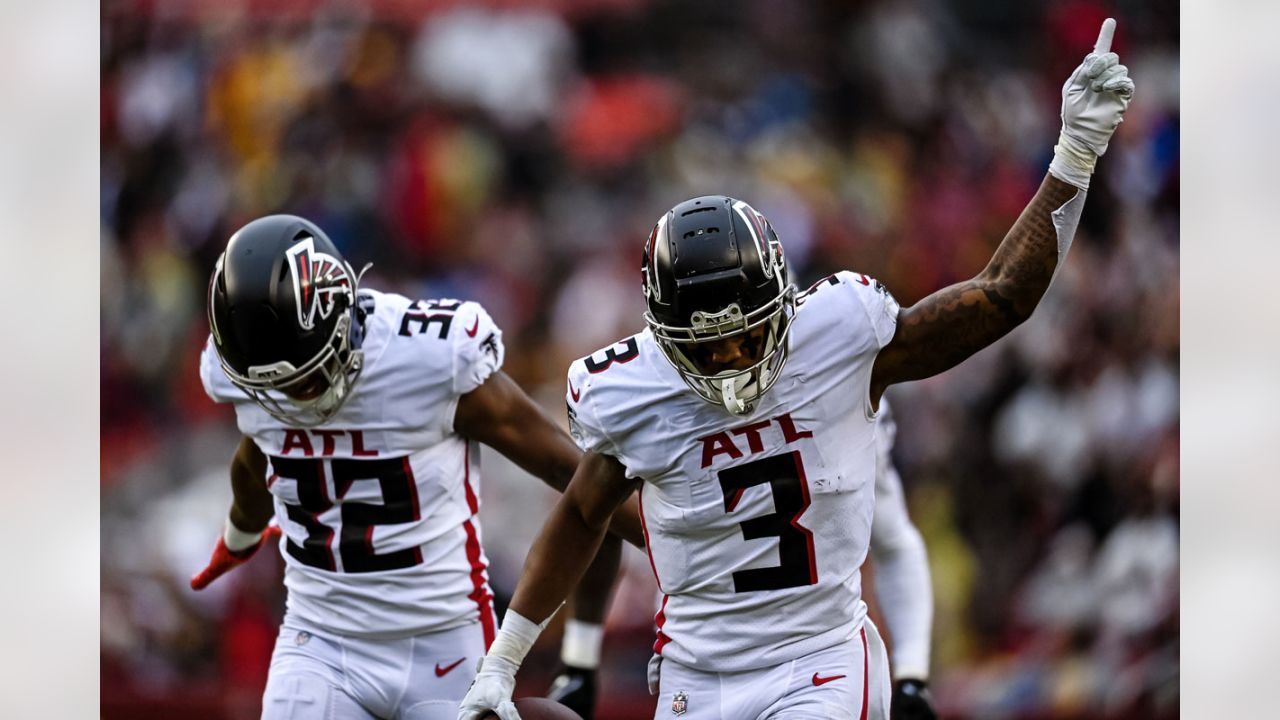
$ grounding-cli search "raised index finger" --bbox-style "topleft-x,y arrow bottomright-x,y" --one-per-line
1094,18 -> 1116,54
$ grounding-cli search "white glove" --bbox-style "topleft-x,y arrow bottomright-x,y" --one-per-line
1050,18 -> 1136,189
457,656 -> 521,720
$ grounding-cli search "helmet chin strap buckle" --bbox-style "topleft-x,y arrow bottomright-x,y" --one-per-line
720,375 -> 749,415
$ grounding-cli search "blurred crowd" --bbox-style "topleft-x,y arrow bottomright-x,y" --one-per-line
100,0 -> 1179,718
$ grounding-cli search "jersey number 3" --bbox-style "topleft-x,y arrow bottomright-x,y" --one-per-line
584,338 -> 640,373
272,456 -> 423,573
718,451 -> 818,592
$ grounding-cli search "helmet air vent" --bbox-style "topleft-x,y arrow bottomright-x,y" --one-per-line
683,226 -> 720,239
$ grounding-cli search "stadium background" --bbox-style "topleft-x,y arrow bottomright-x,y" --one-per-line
99,0 -> 1179,718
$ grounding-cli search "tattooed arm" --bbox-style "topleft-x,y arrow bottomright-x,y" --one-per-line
869,19 -> 1135,407
869,174 -> 1080,405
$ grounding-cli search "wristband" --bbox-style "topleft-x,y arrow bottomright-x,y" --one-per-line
488,609 -> 554,667
1049,132 -> 1096,190
560,620 -> 604,670
224,517 -> 265,553
892,665 -> 931,683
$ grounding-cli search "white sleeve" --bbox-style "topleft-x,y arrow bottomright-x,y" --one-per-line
818,271 -> 900,418
564,360 -> 618,458
835,270 -> 899,351
451,302 -> 505,395
868,401 -> 933,680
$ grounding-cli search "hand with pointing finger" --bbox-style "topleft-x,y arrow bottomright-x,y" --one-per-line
190,524 -> 281,590
1050,18 -> 1136,189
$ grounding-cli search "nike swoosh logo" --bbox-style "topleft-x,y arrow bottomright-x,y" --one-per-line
812,672 -> 846,686
465,317 -> 480,337
569,380 -> 581,402
435,657 -> 466,677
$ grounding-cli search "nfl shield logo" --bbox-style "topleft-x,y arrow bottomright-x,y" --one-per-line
671,691 -> 688,716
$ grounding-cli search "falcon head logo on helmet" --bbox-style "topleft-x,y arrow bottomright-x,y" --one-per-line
286,237 -> 353,332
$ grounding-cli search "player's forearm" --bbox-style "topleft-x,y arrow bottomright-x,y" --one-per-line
229,455 -> 273,530
607,492 -> 645,548
228,437 -> 273,533
978,174 -> 1083,322
468,479 -> 629,715
559,532 -> 623,670
228,501 -> 272,536
570,532 -> 623,623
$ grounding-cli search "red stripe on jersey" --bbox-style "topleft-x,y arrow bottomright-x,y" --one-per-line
859,626 -> 869,720
462,442 -> 479,514
462,518 -> 494,649
460,442 -> 496,648
653,595 -> 672,655
636,487 -> 664,594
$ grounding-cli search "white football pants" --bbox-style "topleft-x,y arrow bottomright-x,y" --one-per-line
649,618 -> 890,720
260,618 -> 486,720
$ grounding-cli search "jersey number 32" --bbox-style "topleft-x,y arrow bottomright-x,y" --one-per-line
271,456 -> 423,573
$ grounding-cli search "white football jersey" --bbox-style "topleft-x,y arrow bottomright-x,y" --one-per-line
200,289 -> 505,641
566,271 -> 900,672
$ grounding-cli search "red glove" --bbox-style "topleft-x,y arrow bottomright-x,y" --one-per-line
190,525 -> 282,590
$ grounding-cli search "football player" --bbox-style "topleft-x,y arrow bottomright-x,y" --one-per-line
543,399 -> 937,720
190,214 -> 642,720
460,20 -> 1133,720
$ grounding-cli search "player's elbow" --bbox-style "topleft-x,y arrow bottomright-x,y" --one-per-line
553,483 -> 605,533
979,268 -> 1044,328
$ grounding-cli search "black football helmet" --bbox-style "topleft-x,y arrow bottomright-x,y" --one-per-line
207,214 -> 369,426
642,195 -> 796,415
